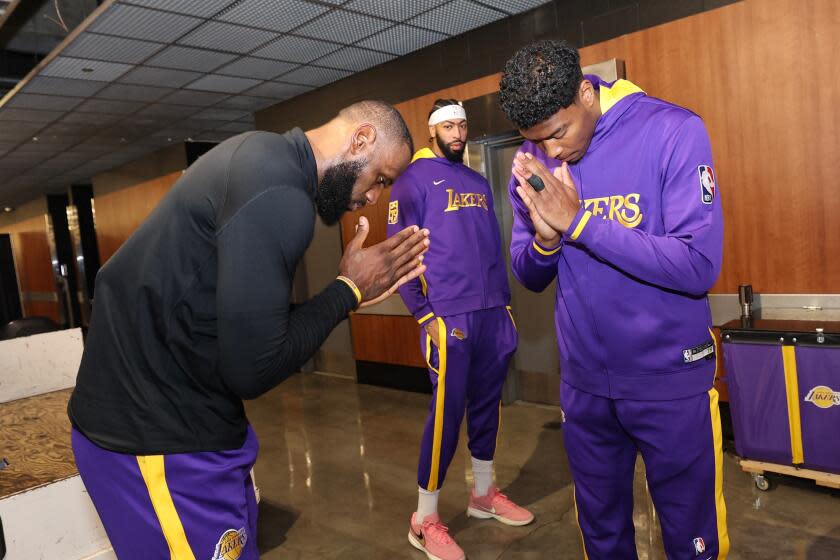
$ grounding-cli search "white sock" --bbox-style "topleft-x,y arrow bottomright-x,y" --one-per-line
416,487 -> 440,522
471,457 -> 494,497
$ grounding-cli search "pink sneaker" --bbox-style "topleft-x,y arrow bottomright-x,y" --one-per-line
467,486 -> 535,526
408,512 -> 465,560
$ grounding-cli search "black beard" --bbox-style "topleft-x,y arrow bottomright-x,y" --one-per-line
435,135 -> 465,163
315,159 -> 366,225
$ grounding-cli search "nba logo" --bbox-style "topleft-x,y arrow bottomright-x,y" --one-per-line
693,537 -> 706,555
698,165 -> 715,205
388,201 -> 399,224
683,349 -> 692,363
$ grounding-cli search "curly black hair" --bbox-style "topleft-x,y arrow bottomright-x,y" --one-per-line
499,40 -> 583,130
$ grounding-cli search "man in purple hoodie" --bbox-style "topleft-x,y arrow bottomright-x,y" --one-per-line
498,41 -> 729,559
387,99 -> 534,560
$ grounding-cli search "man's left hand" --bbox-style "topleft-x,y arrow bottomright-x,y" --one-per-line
512,152 -> 581,234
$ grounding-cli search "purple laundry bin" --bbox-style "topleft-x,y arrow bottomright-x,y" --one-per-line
721,319 -> 840,474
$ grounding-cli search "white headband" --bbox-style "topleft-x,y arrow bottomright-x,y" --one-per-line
428,104 -> 466,126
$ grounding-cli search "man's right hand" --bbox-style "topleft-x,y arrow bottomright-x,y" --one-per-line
340,216 -> 429,304
424,319 -> 440,348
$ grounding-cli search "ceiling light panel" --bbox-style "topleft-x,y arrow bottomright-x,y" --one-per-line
62,33 -> 164,65
147,46 -> 238,72
297,10 -> 390,44
178,21 -> 278,54
219,0 -> 329,32
409,0 -> 505,35
252,35 -> 341,64
89,5 -> 202,43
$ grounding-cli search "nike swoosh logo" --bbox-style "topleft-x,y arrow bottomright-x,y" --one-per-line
433,180 -> 445,185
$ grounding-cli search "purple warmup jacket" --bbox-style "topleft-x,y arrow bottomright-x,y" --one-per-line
510,77 -> 724,401
387,148 -> 510,325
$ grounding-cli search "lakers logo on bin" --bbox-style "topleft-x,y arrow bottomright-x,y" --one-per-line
212,527 -> 248,560
804,385 -> 840,409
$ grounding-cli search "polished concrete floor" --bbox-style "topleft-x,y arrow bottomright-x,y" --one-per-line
246,373 -> 840,559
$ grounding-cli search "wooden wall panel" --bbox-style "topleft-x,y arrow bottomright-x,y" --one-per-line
343,0 -> 840,295
94,171 -> 182,263
0,216 -> 60,322
577,0 -> 839,293
350,314 -> 425,368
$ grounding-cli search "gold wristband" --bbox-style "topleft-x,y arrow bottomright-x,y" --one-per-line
336,276 -> 362,306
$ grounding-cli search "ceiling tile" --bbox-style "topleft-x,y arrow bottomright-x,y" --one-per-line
76,98 -> 146,115
252,35 -> 341,64
297,10 -> 390,44
358,24 -> 447,55
119,66 -> 203,88
0,108 -> 63,123
119,0 -> 238,18
7,94 -> 85,112
409,0 -> 505,35
313,46 -> 394,72
216,57 -> 296,80
178,21 -> 278,54
344,0 -> 448,21
21,76 -> 107,97
159,90 -> 231,107
219,0 -> 328,32
183,75 -> 262,93
96,84 -> 174,102
244,81 -> 311,99
277,65 -> 350,87
193,107 -> 249,121
477,0 -> 550,14
41,57 -> 134,82
214,95 -> 276,111
146,46 -> 238,72
62,33 -> 164,64
89,5 -> 201,42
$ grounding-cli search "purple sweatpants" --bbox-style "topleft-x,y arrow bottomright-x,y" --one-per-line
417,305 -> 518,491
561,381 -> 729,559
72,426 -> 260,560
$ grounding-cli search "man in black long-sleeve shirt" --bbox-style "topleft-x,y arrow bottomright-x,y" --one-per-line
68,100 -> 428,560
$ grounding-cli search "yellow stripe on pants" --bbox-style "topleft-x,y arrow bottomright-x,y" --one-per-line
708,388 -> 730,559
427,317 -> 447,491
136,455 -> 196,560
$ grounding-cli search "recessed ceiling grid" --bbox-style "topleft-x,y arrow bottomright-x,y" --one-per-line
0,0 -> 550,204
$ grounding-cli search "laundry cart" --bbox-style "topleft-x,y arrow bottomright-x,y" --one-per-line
721,319 -> 840,491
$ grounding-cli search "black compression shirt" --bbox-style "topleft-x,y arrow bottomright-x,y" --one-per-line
68,129 -> 358,454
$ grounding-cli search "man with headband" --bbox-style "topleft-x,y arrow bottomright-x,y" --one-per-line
387,99 -> 533,560
68,100 -> 429,560
499,41 -> 727,559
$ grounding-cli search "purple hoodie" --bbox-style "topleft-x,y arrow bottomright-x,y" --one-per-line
510,76 -> 724,400
387,148 -> 510,325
